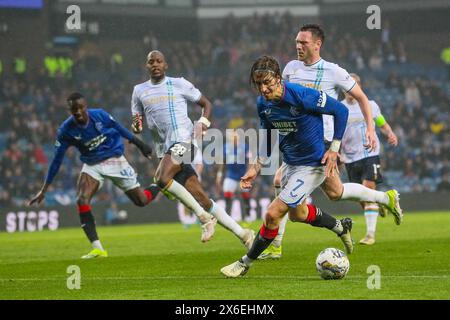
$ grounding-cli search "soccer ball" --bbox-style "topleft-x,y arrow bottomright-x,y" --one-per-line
315,248 -> 350,280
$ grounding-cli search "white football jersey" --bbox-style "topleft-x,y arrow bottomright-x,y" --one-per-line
131,76 -> 202,158
340,99 -> 381,164
282,58 -> 356,142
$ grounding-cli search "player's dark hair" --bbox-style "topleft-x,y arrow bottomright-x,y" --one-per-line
300,24 -> 325,44
67,92 -> 84,106
249,55 -> 282,90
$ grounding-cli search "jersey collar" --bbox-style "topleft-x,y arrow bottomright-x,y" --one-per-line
149,76 -> 167,86
303,58 -> 323,67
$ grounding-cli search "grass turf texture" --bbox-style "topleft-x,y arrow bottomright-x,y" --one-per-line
0,211 -> 449,300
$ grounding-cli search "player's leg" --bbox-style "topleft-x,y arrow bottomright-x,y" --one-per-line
156,152 -> 215,237
100,156 -> 160,207
278,165 -> 353,254
76,172 -> 107,259
344,159 -> 376,245
125,184 -> 160,207
320,173 -> 402,224
184,174 -> 255,249
360,180 -> 378,245
289,200 -> 354,254
359,156 -> 387,244
221,197 -> 288,277
259,165 -> 286,260
222,177 -> 235,215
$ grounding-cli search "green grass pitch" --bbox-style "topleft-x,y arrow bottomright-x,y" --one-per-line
0,211 -> 449,300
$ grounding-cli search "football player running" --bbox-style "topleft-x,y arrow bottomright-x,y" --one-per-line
29,93 -> 160,259
221,55 -> 353,278
260,24 -> 403,259
131,50 -> 254,249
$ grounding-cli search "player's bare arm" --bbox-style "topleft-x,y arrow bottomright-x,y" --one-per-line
196,95 -> 212,133
321,148 -> 340,178
380,122 -> 398,146
29,183 -> 49,205
347,84 -> 376,151
240,161 -> 262,190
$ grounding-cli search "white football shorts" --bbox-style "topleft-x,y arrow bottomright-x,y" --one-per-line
279,163 -> 325,208
81,156 -> 140,192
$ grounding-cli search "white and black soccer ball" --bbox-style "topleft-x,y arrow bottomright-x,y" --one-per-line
315,248 -> 350,280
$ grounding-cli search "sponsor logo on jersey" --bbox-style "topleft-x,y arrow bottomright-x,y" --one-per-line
271,121 -> 297,134
85,134 -> 107,151
144,95 -> 171,105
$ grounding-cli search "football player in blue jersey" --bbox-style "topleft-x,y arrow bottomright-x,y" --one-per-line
221,55 -> 354,277
216,132 -> 252,223
29,92 -> 159,259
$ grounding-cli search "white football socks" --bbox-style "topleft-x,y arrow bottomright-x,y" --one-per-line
166,179 -> 213,222
92,240 -> 104,251
364,203 -> 379,236
341,183 -> 389,205
209,200 -> 245,239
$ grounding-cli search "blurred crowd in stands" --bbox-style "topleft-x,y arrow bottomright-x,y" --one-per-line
0,12 -> 449,207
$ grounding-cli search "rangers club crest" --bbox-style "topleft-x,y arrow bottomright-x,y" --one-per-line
95,122 -> 103,131
290,106 -> 301,116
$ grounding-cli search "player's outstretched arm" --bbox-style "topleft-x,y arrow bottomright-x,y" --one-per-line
375,111 -> 398,146
29,183 -> 49,206
131,86 -> 144,134
29,139 -> 69,206
302,90 -> 349,177
129,135 -> 153,159
379,121 -> 398,146
347,84 -> 376,151
196,95 -> 212,134
240,162 -> 261,190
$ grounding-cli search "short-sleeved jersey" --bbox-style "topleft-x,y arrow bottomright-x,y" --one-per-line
257,82 -> 348,167
56,108 -> 131,165
282,59 -> 356,142
131,76 -> 202,158
224,142 -> 249,181
340,99 -> 381,163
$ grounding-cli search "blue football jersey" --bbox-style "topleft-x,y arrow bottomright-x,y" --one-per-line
45,108 -> 135,184
257,82 -> 348,167
224,142 -> 249,181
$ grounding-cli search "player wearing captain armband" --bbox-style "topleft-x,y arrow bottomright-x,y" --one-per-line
341,73 -> 400,245
260,24 -> 403,260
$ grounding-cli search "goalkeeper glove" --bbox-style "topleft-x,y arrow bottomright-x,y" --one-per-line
132,114 -> 143,134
